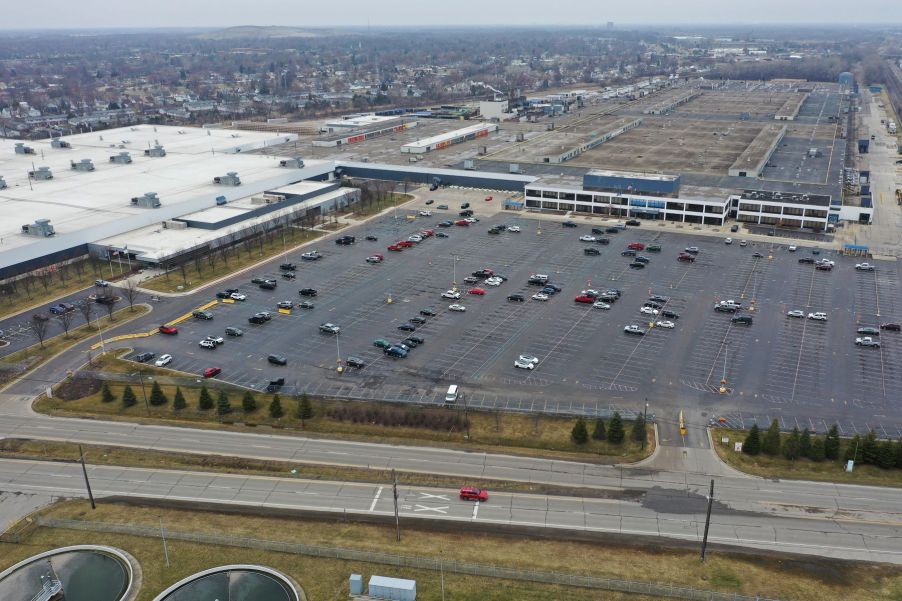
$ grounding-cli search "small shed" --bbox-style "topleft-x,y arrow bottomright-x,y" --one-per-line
368,575 -> 416,601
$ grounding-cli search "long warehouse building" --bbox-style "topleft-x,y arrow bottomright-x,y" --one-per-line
401,123 -> 498,154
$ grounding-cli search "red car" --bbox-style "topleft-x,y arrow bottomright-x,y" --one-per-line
387,245 -> 403,252
203,367 -> 222,378
460,487 -> 489,502
574,295 -> 595,303
455,219 -> 470,226
485,196 -> 493,202
158,325 -> 179,335
420,229 -> 435,237
815,263 -> 833,271
468,288 -> 486,295
397,240 -> 414,248
628,242 -> 646,250
677,253 -> 695,262
881,323 -> 902,331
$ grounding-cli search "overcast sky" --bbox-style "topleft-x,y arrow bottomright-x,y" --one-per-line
3,0 -> 901,29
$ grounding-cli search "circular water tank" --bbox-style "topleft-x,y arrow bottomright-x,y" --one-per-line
0,545 -> 135,601
839,72 -> 854,86
153,565 -> 301,601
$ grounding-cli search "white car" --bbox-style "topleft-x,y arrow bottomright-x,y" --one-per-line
408,235 -> 423,243
719,299 -> 742,307
532,293 -> 549,301
808,312 -> 828,321
739,240 -> 748,247
655,320 -> 675,329
623,325 -> 645,335
514,354 -> 539,369
319,322 -> 341,334
640,306 -> 659,315
230,292 -> 247,301
725,237 -> 733,245
788,245 -> 797,252
465,217 -> 478,223
442,290 -> 461,299
855,263 -> 875,271
155,354 -> 172,366
786,310 -> 805,318
205,335 -> 224,345
448,304 -> 466,312
593,301 -> 611,310
419,210 -> 432,217
581,289 -> 600,297
199,339 -> 217,349
855,337 -> 880,348
579,235 -> 596,242
817,259 -> 835,267
485,277 -> 502,286
508,225 -> 521,233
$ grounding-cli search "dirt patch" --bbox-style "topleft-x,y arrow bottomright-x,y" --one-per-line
55,375 -> 102,401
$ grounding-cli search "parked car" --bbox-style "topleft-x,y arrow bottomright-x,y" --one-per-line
365,235 -> 378,241
855,337 -> 880,348
623,325 -> 645,335
154,354 -> 173,367
507,293 -> 525,302
562,221 -> 578,228
301,251 -> 322,261
319,323 -> 340,334
684,247 -> 700,254
203,367 -> 222,378
268,354 -> 288,365
677,253 -> 695,262
335,235 -> 356,245
621,249 -> 637,256
574,295 -> 595,304
584,247 -> 601,256
855,263 -> 876,271
420,308 -> 438,316
279,263 -> 296,271
625,219 -> 641,226
134,352 -> 155,363
199,339 -> 217,349
880,322 -> 902,331
398,322 -> 417,331
159,325 -> 178,335
205,335 -> 225,345
366,255 -> 384,264
731,315 -> 753,325
225,326 -> 244,336
266,378 -> 285,392
467,288 -> 486,296
627,242 -> 645,250
259,281 -> 277,290
277,300 -> 294,309
297,301 -> 314,309
94,279 -> 111,287
646,243 -> 661,252
448,304 -> 466,312
442,290 -> 461,299
532,293 -> 549,301
629,261 -> 645,269
798,257 -> 815,264
857,327 -> 880,336
786,310 -> 805,318
299,288 -> 318,297
579,235 -> 596,242
807,312 -> 828,321
655,320 -> 675,329
346,356 -> 366,369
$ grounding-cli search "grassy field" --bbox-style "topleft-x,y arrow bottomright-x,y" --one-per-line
37,371 -> 651,462
141,228 -> 324,294
712,428 -> 902,487
344,192 -> 414,219
0,438 -> 616,498
3,500 -> 901,601
0,258 -> 115,320
0,305 -> 150,387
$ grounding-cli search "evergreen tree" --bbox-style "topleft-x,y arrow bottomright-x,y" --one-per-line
861,430 -> 879,465
298,393 -> 314,425
242,390 -> 257,413
172,387 -> 186,411
824,424 -> 840,460
198,386 -> 213,411
808,437 -> 826,462
607,412 -> 625,444
799,428 -> 812,459
217,390 -> 232,416
591,418 -> 606,441
149,381 -> 168,406
571,417 -> 589,445
269,394 -> 284,419
782,427 -> 801,460
877,440 -> 896,469
843,434 -> 861,463
743,424 -> 761,455
762,419 -> 782,456
101,382 -> 116,403
631,413 -> 647,443
121,385 -> 137,408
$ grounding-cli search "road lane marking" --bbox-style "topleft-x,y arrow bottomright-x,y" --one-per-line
414,504 -> 448,514
369,486 -> 383,512
418,492 -> 450,501
472,502 -> 479,519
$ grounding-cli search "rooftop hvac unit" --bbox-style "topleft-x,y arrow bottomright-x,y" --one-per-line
14,142 -> 35,155
162,220 -> 187,230
28,166 -> 53,180
144,144 -> 166,157
463,159 -> 475,170
70,158 -> 95,172
0,176 -> 6,190
50,138 -> 72,149
279,157 -> 305,168
110,151 -> 132,164
478,146 -> 487,155
213,171 -> 241,186
131,192 -> 161,208
509,163 -> 520,173
21,218 -> 55,237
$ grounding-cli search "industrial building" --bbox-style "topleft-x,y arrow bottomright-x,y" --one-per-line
400,123 -> 498,154
312,118 -> 417,148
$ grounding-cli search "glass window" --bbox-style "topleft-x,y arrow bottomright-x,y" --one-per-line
666,202 -> 684,211
577,194 -> 593,202
805,209 -> 827,218
629,198 -> 648,207
761,204 -> 781,214
782,206 -> 803,216
685,204 -> 703,213
560,192 -> 575,201
525,199 -> 540,208
760,216 -> 779,225
738,203 -> 760,212
542,190 -> 558,199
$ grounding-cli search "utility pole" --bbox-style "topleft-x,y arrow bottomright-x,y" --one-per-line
392,469 -> 401,542
700,479 -> 714,561
159,517 -> 170,567
78,445 -> 96,510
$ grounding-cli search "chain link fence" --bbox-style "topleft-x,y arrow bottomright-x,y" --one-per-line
34,518 -> 778,601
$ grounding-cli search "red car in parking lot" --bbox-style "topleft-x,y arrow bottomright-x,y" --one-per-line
460,487 -> 489,502
468,288 -> 486,295
420,229 -> 435,237
485,195 -> 493,201
574,295 -> 595,303
396,240 -> 414,248
881,323 -> 901,331
455,219 -> 470,226
203,367 -> 222,378
159,325 -> 179,335
677,253 -> 695,262
387,244 -> 403,252
627,242 -> 645,250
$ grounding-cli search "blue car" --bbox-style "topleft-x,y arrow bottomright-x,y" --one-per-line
541,286 -> 557,295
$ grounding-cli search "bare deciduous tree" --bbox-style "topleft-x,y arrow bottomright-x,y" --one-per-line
56,309 -> 76,338
77,298 -> 95,329
123,279 -> 140,311
101,296 -> 119,321
30,315 -> 50,348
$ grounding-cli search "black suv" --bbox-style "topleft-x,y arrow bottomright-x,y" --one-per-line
461,202 -> 470,209
398,323 -> 417,331
459,209 -> 474,217
135,351 -> 155,363
268,354 -> 288,365
248,315 -> 266,324
591,228 -> 604,235
266,377 -> 285,392
279,263 -> 296,271
584,247 -> 601,256
562,221 -> 578,228
507,293 -> 525,302
661,310 -> 680,319
298,288 -> 318,297
626,219 -> 641,226
336,235 -> 355,245
346,357 -> 365,369
193,310 -> 214,320
621,249 -> 637,256
596,237 -> 610,245
732,315 -> 753,325
420,308 -> 437,316
605,227 -> 619,234
259,281 -> 277,290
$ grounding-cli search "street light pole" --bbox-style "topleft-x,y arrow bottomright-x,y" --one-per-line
135,374 -> 149,414
642,399 -> 649,450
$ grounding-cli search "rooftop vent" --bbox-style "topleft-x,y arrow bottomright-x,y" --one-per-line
21,218 -> 55,237
14,142 -> 35,155
131,191 -> 161,208
110,151 -> 132,164
28,166 -> 53,180
70,158 -> 95,172
144,144 -> 166,158
279,157 -> 305,168
0,176 -> 6,190
213,171 -> 241,186
50,138 -> 71,149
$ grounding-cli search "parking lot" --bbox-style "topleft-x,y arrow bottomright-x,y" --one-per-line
116,193 -> 902,435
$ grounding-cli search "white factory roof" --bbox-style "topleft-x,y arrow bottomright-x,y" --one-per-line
0,125 -> 335,270
401,123 -> 497,151
586,168 -> 679,182
269,181 -> 335,197
97,186 -> 353,263
325,115 -> 398,129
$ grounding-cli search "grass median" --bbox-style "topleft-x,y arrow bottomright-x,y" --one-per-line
0,305 -> 151,388
712,428 -> 902,487
4,500 -> 901,601
141,228 -> 324,294
35,355 -> 652,464
0,258 -> 115,321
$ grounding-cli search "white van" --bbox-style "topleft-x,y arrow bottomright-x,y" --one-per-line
444,385 -> 459,404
